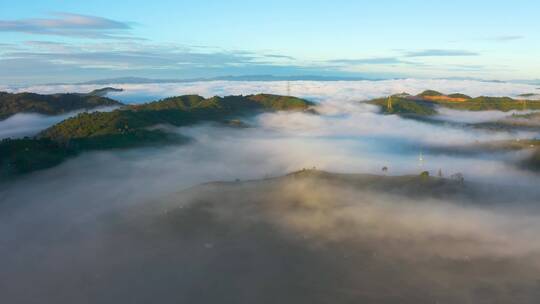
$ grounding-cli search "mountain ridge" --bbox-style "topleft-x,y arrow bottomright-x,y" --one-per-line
0,89 -> 123,120
1,93 -> 314,177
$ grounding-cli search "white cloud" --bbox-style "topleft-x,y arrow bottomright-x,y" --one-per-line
434,107 -> 540,124
0,13 -> 134,39
3,79 -> 538,144
0,106 -> 119,139
0,113 -> 70,139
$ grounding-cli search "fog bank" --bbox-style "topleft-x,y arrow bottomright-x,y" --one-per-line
1,79 -> 540,303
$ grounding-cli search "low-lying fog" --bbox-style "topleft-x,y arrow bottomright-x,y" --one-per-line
3,79 -> 539,138
0,106 -> 119,139
1,79 -> 540,303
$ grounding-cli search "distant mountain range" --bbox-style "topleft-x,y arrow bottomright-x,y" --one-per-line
16,74 -> 535,87
26,74 -> 540,86
77,75 -> 374,85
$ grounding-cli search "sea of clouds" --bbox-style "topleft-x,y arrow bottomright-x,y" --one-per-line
2,79 -> 540,303
1,79 -> 539,186
2,78 -> 539,139
3,78 -> 539,102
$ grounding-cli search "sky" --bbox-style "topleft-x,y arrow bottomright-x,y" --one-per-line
1,0 -> 539,85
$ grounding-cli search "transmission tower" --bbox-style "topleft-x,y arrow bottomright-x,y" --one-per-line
286,81 -> 291,96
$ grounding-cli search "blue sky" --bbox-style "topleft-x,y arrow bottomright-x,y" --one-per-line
1,0 -> 539,84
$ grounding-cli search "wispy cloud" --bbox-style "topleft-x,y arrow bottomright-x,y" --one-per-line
488,35 -> 524,42
22,40 -> 75,52
404,49 -> 479,57
0,12 -> 136,39
264,54 -> 295,60
3,47 -> 261,70
327,57 -> 403,65
0,42 -> 342,84
448,64 -> 486,71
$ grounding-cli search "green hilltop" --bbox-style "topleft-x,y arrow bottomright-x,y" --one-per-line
442,96 -> 537,111
368,90 -> 540,116
447,93 -> 472,99
417,89 -> 444,97
368,94 -> 437,116
1,94 -> 313,178
0,90 -> 123,120
41,94 -> 311,142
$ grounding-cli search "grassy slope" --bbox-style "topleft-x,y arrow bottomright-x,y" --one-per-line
417,89 -> 444,97
435,96 -> 540,111
368,91 -> 540,116
0,94 -> 313,177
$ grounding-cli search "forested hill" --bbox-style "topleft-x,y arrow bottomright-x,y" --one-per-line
1,94 -> 314,177
41,94 -> 312,141
368,90 -> 540,116
0,90 -> 122,120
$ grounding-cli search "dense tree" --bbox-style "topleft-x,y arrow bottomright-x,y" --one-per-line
0,91 -> 122,120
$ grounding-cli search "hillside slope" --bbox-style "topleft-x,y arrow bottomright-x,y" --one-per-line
1,94 -> 314,177
0,90 -> 122,120
368,90 -> 540,116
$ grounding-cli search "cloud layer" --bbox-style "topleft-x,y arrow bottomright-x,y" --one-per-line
6,78 -> 536,103
2,79 -> 538,141
1,129 -> 540,302
0,13 -> 133,39
1,79 -> 540,303
0,106 -> 119,139
404,49 -> 479,57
